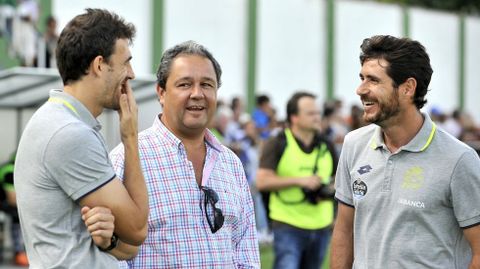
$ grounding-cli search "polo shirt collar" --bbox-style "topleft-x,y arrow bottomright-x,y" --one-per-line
369,112 -> 436,153
153,114 -> 223,153
49,89 -> 102,131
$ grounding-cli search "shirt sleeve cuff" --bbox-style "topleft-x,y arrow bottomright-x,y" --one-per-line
459,215 -> 480,229
334,191 -> 354,207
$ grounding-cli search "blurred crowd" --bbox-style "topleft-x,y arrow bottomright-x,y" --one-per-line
430,106 -> 480,150
0,0 -> 58,69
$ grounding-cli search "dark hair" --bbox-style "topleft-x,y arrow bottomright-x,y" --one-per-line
46,15 -> 56,26
286,91 -> 316,124
359,35 -> 433,109
156,40 -> 222,89
231,96 -> 240,111
256,95 -> 270,106
56,8 -> 136,85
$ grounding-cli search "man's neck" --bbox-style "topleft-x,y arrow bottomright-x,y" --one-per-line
381,109 -> 424,153
290,126 -> 315,147
181,133 -> 207,186
63,81 -> 102,118
182,137 -> 206,152
159,115 -> 206,147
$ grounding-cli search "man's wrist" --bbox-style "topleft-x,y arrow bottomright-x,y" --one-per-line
99,233 -> 118,252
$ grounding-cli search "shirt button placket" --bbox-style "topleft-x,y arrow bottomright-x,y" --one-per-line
383,158 -> 394,191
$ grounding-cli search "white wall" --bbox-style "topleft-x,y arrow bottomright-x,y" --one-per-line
335,0 -> 402,111
164,0 -> 247,105
257,0 -> 326,119
410,8 -> 459,114
465,17 -> 480,123
0,108 -> 36,161
53,0 -> 153,76
0,110 -> 19,161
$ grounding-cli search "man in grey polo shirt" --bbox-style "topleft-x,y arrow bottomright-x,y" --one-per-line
14,9 -> 148,268
331,35 -> 480,269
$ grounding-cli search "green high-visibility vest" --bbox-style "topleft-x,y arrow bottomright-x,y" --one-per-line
269,129 -> 334,230
0,161 -> 14,192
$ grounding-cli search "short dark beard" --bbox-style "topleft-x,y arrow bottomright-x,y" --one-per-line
364,87 -> 400,125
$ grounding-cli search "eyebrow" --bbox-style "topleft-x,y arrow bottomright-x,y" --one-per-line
360,73 -> 380,81
177,76 -> 217,83
124,56 -> 132,64
201,77 -> 216,83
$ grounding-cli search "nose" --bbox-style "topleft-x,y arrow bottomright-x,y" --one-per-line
190,84 -> 204,99
356,81 -> 368,96
127,64 -> 135,80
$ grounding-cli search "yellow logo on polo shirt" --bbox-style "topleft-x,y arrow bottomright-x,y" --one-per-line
402,166 -> 424,190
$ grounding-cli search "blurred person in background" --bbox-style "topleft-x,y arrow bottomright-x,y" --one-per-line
209,102 -> 232,143
252,94 -> 274,140
256,91 -> 338,269
224,96 -> 247,145
0,0 -> 16,52
0,152 -> 27,266
43,15 -> 58,68
321,99 -> 349,155
346,104 -> 367,131
11,0 -> 38,67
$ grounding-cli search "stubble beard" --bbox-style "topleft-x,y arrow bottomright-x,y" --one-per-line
363,90 -> 401,125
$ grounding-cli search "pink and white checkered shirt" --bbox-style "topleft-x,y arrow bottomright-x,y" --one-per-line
110,116 -> 260,268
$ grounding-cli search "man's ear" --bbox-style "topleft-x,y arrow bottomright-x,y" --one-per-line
156,84 -> 166,106
290,114 -> 299,126
90,55 -> 105,77
401,77 -> 417,98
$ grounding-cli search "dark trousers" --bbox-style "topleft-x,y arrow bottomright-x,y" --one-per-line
272,221 -> 331,269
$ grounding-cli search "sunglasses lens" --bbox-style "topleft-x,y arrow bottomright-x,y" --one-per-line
214,208 -> 224,230
207,188 -> 219,202
201,187 -> 224,233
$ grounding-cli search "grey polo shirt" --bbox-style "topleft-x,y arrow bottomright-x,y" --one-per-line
15,89 -> 118,268
335,113 -> 480,269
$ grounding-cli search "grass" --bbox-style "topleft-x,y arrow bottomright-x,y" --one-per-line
260,243 -> 330,269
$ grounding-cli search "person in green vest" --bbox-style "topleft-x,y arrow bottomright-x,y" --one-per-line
0,152 -> 28,266
0,152 -> 16,208
256,91 -> 338,269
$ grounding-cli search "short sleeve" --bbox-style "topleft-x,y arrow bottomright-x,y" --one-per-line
334,140 -> 354,207
109,143 -> 126,182
451,149 -> 480,228
259,135 -> 285,170
44,123 -> 116,201
324,138 -> 339,176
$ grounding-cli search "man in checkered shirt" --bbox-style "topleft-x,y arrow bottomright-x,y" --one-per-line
110,40 -> 260,268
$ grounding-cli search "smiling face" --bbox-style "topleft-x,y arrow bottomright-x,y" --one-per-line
101,38 -> 135,110
158,54 -> 218,138
356,58 -> 401,126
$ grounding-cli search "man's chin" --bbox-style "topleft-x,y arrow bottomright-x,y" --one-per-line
105,103 -> 120,111
184,119 -> 208,130
363,113 -> 377,124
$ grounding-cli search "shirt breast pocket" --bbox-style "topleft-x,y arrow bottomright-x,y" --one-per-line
215,185 -> 242,226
